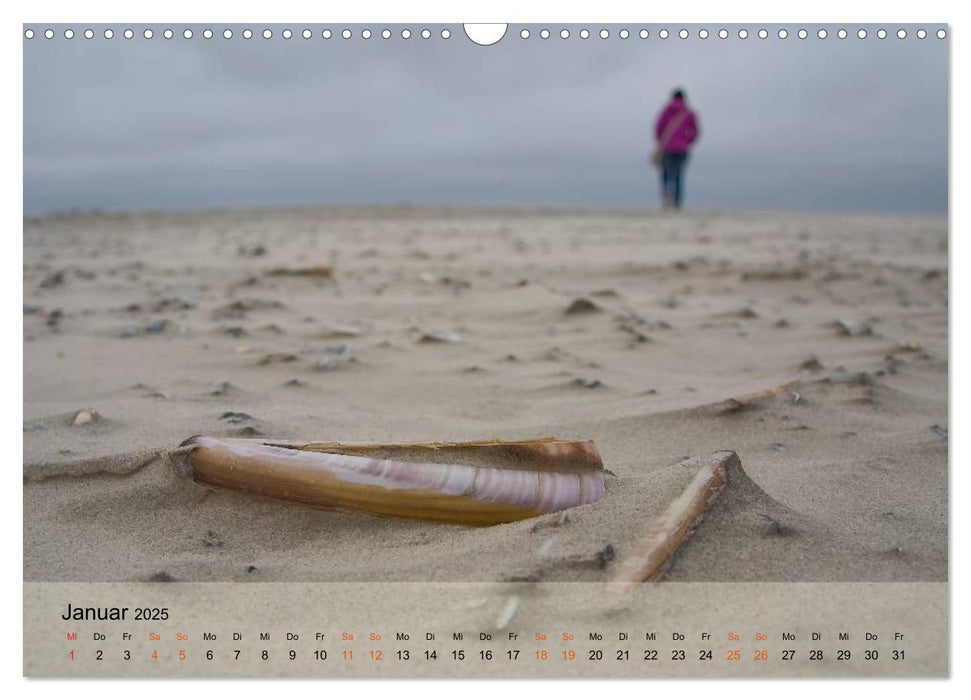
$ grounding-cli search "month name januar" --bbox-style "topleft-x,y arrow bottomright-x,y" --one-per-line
61,603 -> 129,621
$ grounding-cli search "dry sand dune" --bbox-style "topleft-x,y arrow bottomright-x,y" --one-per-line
23,207 -> 947,583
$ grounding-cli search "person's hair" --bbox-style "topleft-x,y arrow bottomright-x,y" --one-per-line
672,88 -> 685,99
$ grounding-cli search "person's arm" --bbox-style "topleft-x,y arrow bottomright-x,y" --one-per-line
655,110 -> 669,141
685,113 -> 700,144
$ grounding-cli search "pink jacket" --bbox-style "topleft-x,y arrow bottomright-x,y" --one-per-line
655,97 -> 699,153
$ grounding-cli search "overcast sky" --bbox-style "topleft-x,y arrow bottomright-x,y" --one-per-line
23,24 -> 948,215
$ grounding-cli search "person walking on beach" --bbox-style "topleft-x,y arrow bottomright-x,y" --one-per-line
653,88 -> 700,209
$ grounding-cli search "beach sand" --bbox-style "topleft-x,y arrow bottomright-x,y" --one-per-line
23,207 -> 948,584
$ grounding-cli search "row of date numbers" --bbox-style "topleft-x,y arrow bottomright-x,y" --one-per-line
70,648 -> 906,662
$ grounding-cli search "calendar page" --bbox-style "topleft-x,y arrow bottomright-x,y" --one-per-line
22,18 -> 949,679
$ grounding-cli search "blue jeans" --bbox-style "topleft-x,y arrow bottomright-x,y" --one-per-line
660,151 -> 689,208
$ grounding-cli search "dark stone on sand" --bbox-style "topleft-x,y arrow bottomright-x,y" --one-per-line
213,298 -> 284,320
564,297 -> 601,315
209,381 -> 238,396
202,530 -> 224,548
757,513 -> 794,537
833,318 -> 873,337
39,270 -> 65,288
596,544 -> 615,569
618,314 -> 652,342
258,352 -> 299,365
238,244 -> 267,257
825,371 -> 873,386
742,266 -> 808,282
153,296 -> 197,312
148,571 -> 177,582
144,320 -> 167,334
220,411 -> 252,423
799,356 -> 824,372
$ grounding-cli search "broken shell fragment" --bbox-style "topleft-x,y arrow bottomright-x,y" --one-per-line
832,318 -> 873,337
417,329 -> 463,344
71,408 -> 98,426
179,436 -> 606,526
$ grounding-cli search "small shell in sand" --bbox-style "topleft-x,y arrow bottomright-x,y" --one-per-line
179,436 -> 606,526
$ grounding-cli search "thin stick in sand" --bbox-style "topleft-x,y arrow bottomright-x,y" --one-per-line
265,265 -> 334,277
704,381 -> 799,415
606,451 -> 737,599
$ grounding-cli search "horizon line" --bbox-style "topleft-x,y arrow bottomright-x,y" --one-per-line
22,201 -> 949,221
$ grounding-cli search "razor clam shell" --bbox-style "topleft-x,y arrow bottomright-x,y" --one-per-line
606,451 -> 736,598
182,436 -> 606,526
261,436 -> 604,474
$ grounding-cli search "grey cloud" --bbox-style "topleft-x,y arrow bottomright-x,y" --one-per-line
23,24 -> 948,214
